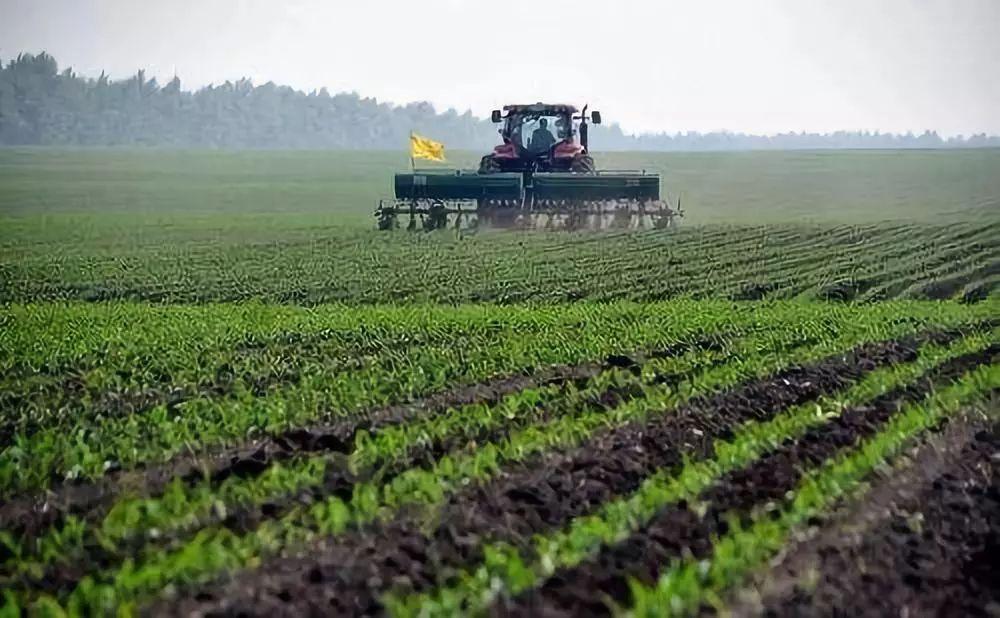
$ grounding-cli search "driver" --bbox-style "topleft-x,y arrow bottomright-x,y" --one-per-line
529,118 -> 556,153
555,116 -> 571,139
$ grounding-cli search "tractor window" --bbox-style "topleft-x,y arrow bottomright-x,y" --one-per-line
518,114 -> 570,153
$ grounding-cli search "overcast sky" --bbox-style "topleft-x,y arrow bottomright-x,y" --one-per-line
2,0 -> 998,136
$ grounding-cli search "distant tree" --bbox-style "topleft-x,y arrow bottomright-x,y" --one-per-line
1,52 -> 998,150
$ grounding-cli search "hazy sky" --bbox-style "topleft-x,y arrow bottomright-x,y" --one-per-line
3,0 -> 998,135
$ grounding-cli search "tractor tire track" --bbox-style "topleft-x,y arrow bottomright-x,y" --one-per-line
151,332 -> 942,617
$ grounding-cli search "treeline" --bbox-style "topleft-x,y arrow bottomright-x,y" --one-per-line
2,52 -> 998,151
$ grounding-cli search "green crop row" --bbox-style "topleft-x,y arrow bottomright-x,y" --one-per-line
8,303 -> 963,614
2,315 -> 816,601
627,363 -> 1000,617
617,223 -> 994,303
4,220 -> 997,305
5,297 -> 745,402
7,311 -> 841,582
386,328 -> 997,616
0,308 -> 533,436
3,299 -> 776,496
3,327 -> 755,580
7,298 -> 982,498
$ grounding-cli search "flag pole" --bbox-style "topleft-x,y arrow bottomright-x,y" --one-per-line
409,131 -> 415,172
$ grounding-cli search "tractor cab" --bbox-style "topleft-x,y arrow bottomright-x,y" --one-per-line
481,103 -> 601,173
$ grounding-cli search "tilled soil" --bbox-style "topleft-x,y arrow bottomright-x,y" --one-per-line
751,414 -> 1000,618
5,328 -> 745,539
10,364 -> 639,594
491,345 -> 998,617
2,335 -> 732,591
0,360 -> 607,538
920,258 -> 1000,301
151,335 -> 933,617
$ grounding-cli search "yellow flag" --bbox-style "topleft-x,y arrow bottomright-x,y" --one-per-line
410,133 -> 446,162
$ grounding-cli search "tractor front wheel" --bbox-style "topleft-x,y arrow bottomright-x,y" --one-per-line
570,154 -> 596,174
479,155 -> 501,174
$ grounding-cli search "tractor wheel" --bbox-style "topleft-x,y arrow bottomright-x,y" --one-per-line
479,155 -> 501,174
424,201 -> 449,231
570,154 -> 596,174
376,208 -> 397,230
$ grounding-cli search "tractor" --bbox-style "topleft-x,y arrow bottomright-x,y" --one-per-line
376,103 -> 681,230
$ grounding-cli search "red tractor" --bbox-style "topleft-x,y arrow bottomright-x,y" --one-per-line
479,103 -> 598,174
377,102 -> 680,230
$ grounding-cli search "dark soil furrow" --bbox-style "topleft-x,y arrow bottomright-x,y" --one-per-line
960,276 -> 1000,304
492,344 -> 998,617
175,334 -> 753,541
580,228 -> 842,302
4,334 -> 758,592
756,416 -> 1000,618
0,362 -> 600,538
7,367 -> 636,590
718,226 -> 924,301
877,245 -> 1000,301
798,227 -> 1000,303
152,332 -> 947,617
819,244 -> 998,304
917,257 -> 1000,300
0,332 -> 730,543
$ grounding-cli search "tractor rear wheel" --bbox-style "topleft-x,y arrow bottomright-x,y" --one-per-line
570,154 -> 596,174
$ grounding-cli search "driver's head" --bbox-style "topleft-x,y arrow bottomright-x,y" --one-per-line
538,118 -> 548,129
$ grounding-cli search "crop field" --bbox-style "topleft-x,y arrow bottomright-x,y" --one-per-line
1,148 -> 999,616
2,149 -> 999,305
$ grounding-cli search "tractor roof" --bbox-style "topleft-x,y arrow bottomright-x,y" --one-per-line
502,103 -> 578,114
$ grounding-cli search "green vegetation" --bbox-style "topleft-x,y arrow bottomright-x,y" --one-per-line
0,299 -> 756,494
2,149 -> 998,304
2,298 -> 997,614
1,148 -> 998,616
627,365 -> 999,616
387,328 -> 998,616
